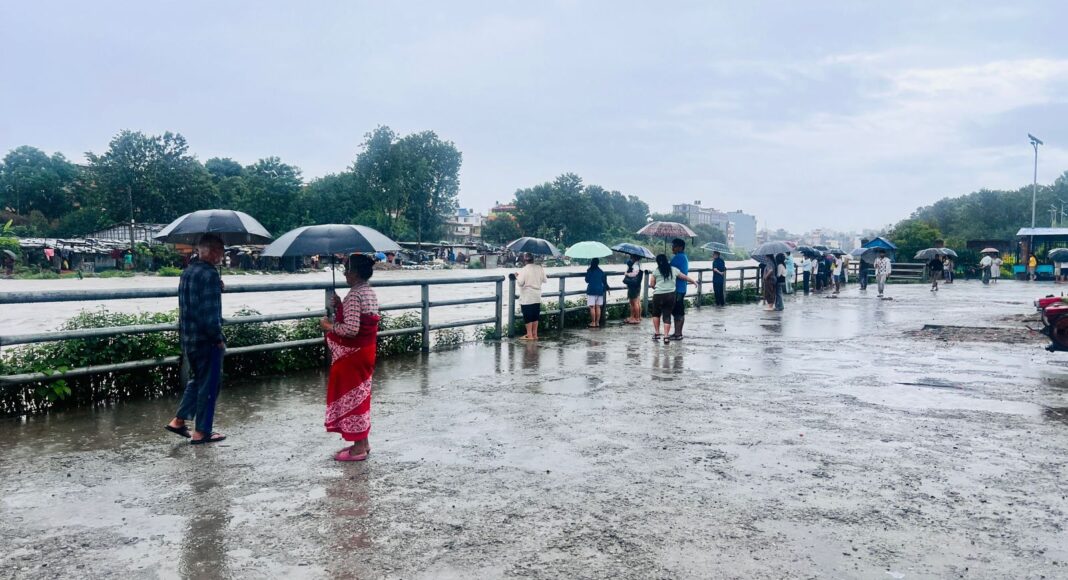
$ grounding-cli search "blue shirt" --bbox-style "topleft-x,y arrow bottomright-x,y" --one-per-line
670,252 -> 689,294
179,259 -> 224,352
585,266 -> 607,295
712,257 -> 726,281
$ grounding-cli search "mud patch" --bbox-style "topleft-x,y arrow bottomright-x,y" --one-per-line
904,324 -> 1042,343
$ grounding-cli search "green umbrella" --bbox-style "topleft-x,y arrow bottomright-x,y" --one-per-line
564,241 -> 612,260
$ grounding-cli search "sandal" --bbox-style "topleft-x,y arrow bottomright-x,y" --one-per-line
652,334 -> 661,341
335,449 -> 369,462
164,424 -> 190,439
190,433 -> 226,445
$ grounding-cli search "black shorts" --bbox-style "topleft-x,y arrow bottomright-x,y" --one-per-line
650,293 -> 676,322
672,291 -> 686,319
520,303 -> 541,324
627,285 -> 641,300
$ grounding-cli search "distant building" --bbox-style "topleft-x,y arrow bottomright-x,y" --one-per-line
489,203 -> 516,216
445,208 -> 484,244
85,223 -> 167,246
725,211 -> 757,250
672,201 -> 733,244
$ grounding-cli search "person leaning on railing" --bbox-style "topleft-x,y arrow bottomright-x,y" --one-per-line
513,253 -> 547,340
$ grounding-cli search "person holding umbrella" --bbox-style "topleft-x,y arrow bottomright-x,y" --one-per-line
928,254 -> 944,291
649,254 -> 697,343
515,253 -> 547,340
874,250 -> 892,297
762,255 -> 777,309
774,253 -> 787,311
669,239 -> 690,340
166,234 -> 228,445
623,257 -> 643,323
980,252 -> 993,285
319,254 -> 381,461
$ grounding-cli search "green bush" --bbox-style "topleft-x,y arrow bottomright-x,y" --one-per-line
157,266 -> 182,277
97,270 -> 134,278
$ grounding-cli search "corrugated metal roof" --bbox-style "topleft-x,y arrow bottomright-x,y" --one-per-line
1016,228 -> 1068,236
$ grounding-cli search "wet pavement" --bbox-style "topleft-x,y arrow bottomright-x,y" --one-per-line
2,280 -> 1068,579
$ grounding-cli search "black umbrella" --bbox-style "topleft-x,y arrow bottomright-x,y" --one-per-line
262,224 -> 402,287
1050,248 -> 1068,262
155,209 -> 272,245
796,246 -> 823,259
914,248 -> 955,261
506,237 -> 561,257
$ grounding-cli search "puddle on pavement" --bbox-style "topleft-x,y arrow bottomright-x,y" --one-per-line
539,376 -> 597,395
1044,407 -> 1068,425
851,387 -> 1044,417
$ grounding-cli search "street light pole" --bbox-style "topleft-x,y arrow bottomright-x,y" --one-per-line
1029,133 -> 1043,258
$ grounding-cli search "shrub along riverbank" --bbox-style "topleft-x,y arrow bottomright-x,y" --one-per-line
1,280 -> 812,417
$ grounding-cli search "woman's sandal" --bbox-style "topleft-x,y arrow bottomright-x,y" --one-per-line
335,448 -> 369,462
652,334 -> 661,340
663,336 -> 671,344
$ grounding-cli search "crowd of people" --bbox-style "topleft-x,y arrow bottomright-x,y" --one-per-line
159,236 -> 1015,463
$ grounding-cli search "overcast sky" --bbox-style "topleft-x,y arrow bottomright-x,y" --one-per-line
3,1 -> 1067,232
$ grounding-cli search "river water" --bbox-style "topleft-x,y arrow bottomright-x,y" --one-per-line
0,260 -> 758,336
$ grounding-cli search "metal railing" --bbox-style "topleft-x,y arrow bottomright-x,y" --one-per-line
506,265 -> 770,336
0,276 -> 505,386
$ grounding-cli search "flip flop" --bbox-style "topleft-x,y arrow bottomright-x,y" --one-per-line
164,424 -> 190,438
335,449 -> 369,462
190,433 -> 226,445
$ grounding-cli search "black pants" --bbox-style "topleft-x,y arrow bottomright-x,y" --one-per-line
672,291 -> 686,323
859,270 -> 868,289
713,278 -> 725,306
803,271 -> 810,295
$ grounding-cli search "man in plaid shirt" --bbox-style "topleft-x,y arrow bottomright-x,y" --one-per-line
166,234 -> 227,444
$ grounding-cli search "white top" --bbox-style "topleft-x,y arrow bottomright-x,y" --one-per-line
980,256 -> 992,268
832,258 -> 843,275
516,264 -> 547,305
776,264 -> 787,278
874,257 -> 892,276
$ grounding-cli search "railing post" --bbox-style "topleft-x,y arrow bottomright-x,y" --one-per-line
324,287 -> 335,366
642,270 -> 650,316
696,270 -> 703,308
558,276 -> 566,331
508,275 -> 517,338
420,283 -> 430,352
494,278 -> 503,339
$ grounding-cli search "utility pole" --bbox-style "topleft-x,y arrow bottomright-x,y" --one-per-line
1029,133 -> 1043,258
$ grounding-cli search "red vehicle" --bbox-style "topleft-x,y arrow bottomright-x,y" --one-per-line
1036,295 -> 1068,351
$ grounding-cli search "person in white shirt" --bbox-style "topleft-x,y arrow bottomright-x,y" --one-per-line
874,250 -> 892,297
980,254 -> 993,285
832,256 -> 843,294
992,256 -> 1003,284
514,254 -> 547,340
801,257 -> 813,295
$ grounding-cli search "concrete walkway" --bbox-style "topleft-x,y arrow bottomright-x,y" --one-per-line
2,280 -> 1067,579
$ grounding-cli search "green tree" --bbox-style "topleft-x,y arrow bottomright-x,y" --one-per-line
85,130 -> 217,224
0,146 -> 80,220
235,157 -> 303,235
394,131 -> 462,244
481,213 -> 522,244
513,173 -> 606,245
888,219 -> 943,261
693,223 -> 727,246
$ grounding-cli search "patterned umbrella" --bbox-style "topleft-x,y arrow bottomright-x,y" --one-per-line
154,209 -> 272,245
637,221 -> 697,239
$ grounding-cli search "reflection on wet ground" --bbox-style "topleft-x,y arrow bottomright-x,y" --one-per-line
2,280 -> 1068,578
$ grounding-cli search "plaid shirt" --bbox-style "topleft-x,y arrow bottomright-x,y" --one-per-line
179,259 -> 224,352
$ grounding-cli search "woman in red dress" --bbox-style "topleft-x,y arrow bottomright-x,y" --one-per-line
320,254 -> 381,461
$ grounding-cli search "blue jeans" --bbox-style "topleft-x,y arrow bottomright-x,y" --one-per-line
775,282 -> 785,311
176,344 -> 224,434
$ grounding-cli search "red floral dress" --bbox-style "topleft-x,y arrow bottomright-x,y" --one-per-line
324,282 -> 380,442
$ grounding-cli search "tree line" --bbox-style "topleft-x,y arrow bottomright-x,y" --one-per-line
2,127 -> 742,254
0,126 -> 462,243
886,171 -> 1068,262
